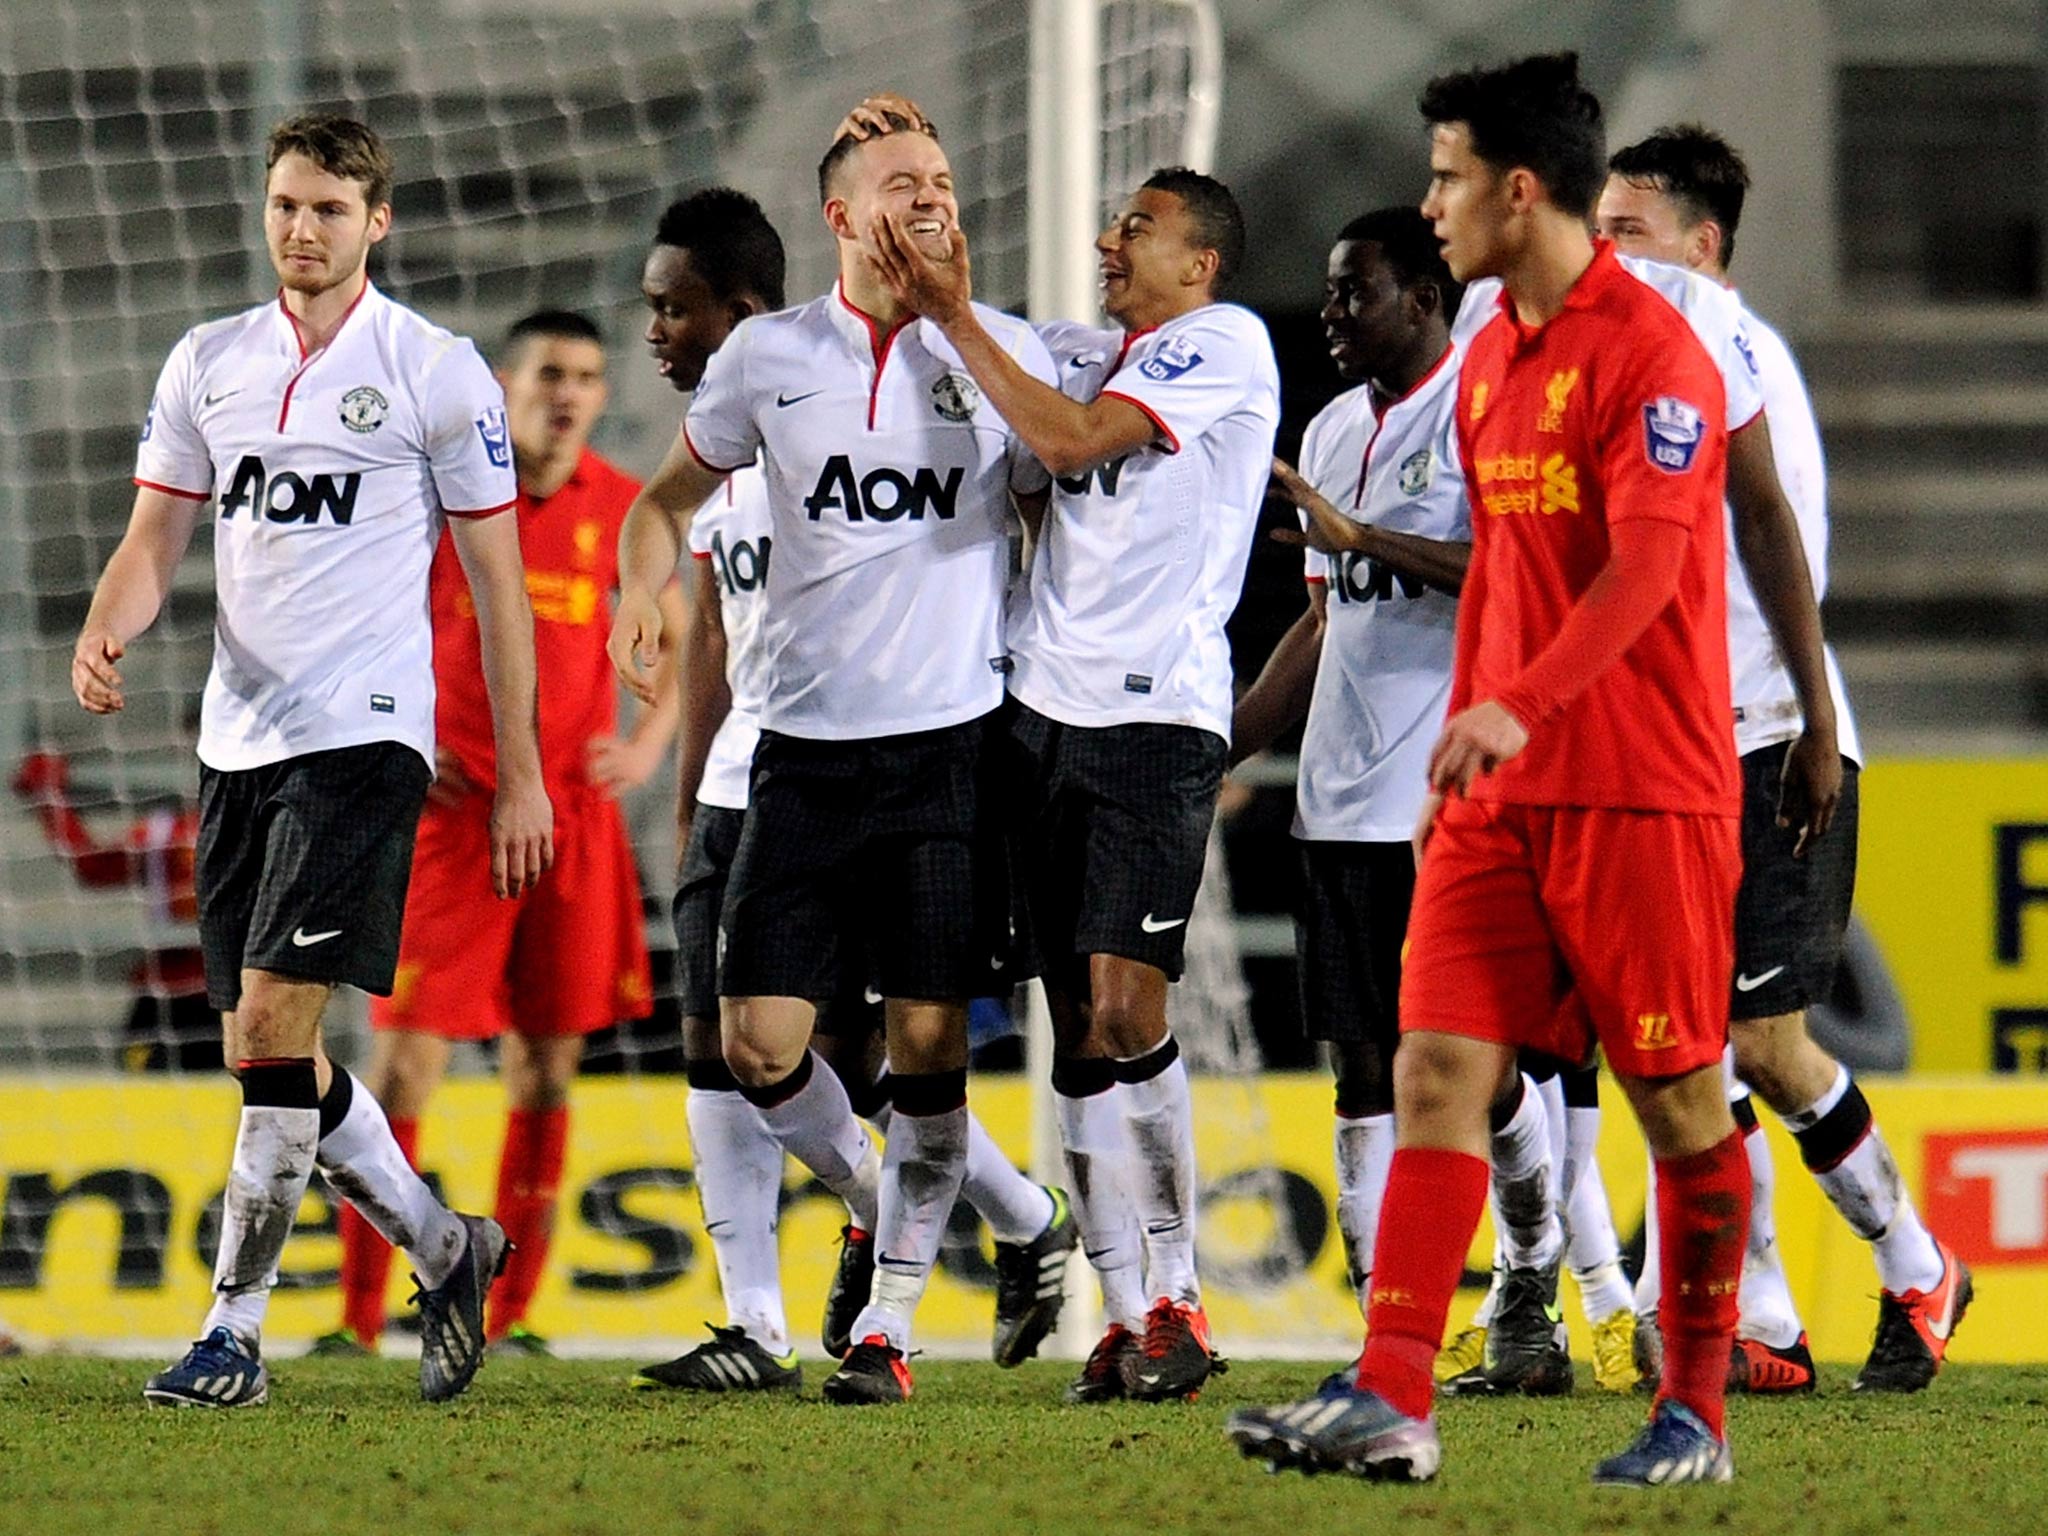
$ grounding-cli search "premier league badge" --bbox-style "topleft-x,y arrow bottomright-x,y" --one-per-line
339,385 -> 389,434
1642,396 -> 1703,473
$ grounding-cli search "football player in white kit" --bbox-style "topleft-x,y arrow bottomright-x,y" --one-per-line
866,154 -> 1280,1402
610,115 -> 1059,1405
626,186 -> 1074,1397
74,114 -> 551,1407
1598,126 -> 1967,1393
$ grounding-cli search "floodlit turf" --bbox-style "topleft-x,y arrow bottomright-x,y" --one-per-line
0,1355 -> 2039,1536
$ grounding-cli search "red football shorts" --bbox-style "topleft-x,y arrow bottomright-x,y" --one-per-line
371,789 -> 652,1040
1399,796 -> 1739,1079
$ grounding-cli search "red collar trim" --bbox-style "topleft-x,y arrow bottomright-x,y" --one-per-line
835,280 -> 913,364
277,276 -> 372,361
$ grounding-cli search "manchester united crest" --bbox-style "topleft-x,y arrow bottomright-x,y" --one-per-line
339,385 -> 389,434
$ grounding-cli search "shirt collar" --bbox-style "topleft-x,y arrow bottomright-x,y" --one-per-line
275,277 -> 377,359
830,279 -> 917,362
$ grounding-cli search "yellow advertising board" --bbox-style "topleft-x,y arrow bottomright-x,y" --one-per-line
1857,758 -> 2048,1071
3,1073 -> 2045,1364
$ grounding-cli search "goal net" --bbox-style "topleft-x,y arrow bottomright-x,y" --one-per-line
0,0 -> 1370,1364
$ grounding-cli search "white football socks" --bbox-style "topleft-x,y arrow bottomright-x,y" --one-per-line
751,1052 -> 879,1233
685,1085 -> 790,1355
1121,1041 -> 1200,1307
1055,1083 -> 1148,1331
1490,1074 -> 1563,1271
204,1101 -> 320,1346
1785,1065 -> 1944,1295
850,1104 -> 968,1354
316,1070 -> 464,1290
1333,1112 -> 1395,1313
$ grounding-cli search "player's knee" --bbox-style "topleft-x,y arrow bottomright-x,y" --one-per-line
722,1032 -> 802,1089
1729,1014 -> 1819,1114
1391,1034 -> 1481,1122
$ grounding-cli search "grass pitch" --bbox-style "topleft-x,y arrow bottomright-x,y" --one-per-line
0,1355 -> 2039,1536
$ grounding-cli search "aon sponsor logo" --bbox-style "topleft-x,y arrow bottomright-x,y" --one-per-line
218,454 -> 361,524
1054,458 -> 1127,497
802,454 -> 964,522
1331,552 -> 1428,604
710,530 -> 770,595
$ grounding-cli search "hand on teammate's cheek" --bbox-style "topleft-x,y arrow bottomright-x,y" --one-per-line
868,214 -> 970,322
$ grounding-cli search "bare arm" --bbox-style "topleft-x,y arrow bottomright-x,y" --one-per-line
589,578 -> 688,797
449,511 -> 554,897
1230,589 -> 1326,767
1268,458 -> 1469,596
868,217 -> 1158,476
72,487 -> 205,714
1726,413 -> 1842,855
610,425 -> 729,705
672,557 -> 734,865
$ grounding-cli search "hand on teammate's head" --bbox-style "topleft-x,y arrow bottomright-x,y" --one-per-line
835,93 -> 935,145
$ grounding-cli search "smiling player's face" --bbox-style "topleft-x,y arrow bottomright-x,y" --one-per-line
841,131 -> 958,263
263,152 -> 389,298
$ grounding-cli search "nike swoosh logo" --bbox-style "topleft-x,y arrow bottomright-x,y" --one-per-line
1139,914 -> 1187,933
776,389 -> 823,408
1734,965 -> 1786,993
202,389 -> 243,406
291,927 -> 343,947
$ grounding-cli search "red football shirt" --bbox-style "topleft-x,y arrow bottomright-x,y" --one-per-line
1451,241 -> 1740,815
430,447 -> 641,795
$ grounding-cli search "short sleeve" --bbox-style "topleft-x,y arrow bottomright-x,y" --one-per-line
1101,309 -> 1267,454
133,335 -> 213,499
1007,323 -> 1061,494
1597,326 -> 1727,530
424,340 -> 518,517
1723,314 -> 1766,432
683,321 -> 762,474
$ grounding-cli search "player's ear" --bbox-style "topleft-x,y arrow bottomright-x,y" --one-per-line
366,201 -> 393,243
1691,219 -> 1724,272
1186,246 -> 1220,291
731,294 -> 765,325
822,194 -> 857,243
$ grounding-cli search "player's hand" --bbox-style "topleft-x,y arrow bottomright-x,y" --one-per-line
607,586 -> 664,707
72,630 -> 126,714
1776,726 -> 1842,859
868,213 -> 972,326
1267,456 -> 1370,555
587,733 -> 663,797
488,775 -> 554,899
426,746 -> 479,808
1412,790 -> 1444,866
834,93 -> 934,142
1428,701 -> 1529,795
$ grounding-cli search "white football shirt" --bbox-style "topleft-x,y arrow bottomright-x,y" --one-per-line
684,283 -> 1055,741
1009,303 -> 1282,742
1292,347 -> 1468,843
134,282 -> 514,773
687,464 -> 772,810
1726,304 -> 1862,763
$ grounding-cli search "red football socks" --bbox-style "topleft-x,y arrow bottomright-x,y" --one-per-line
338,1114 -> 418,1347
1654,1129 -> 1750,1438
1356,1147 -> 1490,1421
488,1105 -> 569,1339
